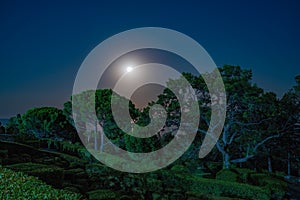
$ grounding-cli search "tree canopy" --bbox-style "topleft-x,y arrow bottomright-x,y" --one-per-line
6,65 -> 300,175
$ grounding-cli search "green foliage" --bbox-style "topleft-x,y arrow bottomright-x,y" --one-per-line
10,107 -> 77,141
234,168 -> 255,183
155,169 -> 271,199
60,140 -> 80,154
15,132 -> 37,144
39,138 -> 94,163
59,153 -> 88,168
5,114 -> 22,134
180,174 -> 270,200
22,139 -> 41,148
85,163 -> 113,177
170,164 -> 189,173
249,173 -> 288,199
5,162 -> 65,187
85,163 -> 121,191
0,166 -> 83,200
186,191 -> 241,200
87,189 -> 117,200
1,66 -> 297,199
0,122 -> 5,134
124,130 -> 160,153
274,171 -> 286,177
77,146 -> 94,162
204,162 -> 223,176
216,169 -> 239,182
216,168 -> 257,184
145,177 -> 163,193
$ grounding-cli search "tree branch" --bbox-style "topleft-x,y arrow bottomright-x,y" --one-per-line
228,130 -> 239,145
230,155 -> 255,163
216,141 -> 226,155
234,117 -> 272,127
253,133 -> 282,152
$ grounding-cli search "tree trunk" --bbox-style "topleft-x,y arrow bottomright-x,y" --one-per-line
223,152 -> 230,169
298,161 -> 300,177
94,121 -> 98,150
99,125 -> 104,152
239,146 -> 243,168
287,151 -> 291,177
268,156 -> 272,173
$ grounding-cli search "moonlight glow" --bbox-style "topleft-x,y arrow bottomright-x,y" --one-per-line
126,66 -> 133,72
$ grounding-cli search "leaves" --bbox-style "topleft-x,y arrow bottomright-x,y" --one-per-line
0,166 -> 83,200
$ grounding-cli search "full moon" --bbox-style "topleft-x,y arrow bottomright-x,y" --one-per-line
126,66 -> 133,72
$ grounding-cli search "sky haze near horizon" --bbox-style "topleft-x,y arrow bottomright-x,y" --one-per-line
0,0 -> 299,118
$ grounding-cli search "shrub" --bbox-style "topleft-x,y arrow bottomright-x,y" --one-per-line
6,162 -> 51,171
77,147 -> 94,162
59,153 -> 88,168
145,177 -> 163,193
86,163 -> 122,190
171,164 -> 189,173
15,132 -> 37,143
30,166 -> 64,187
0,166 -> 83,200
249,173 -> 287,199
216,169 -> 239,182
204,162 -> 223,176
234,168 -> 255,183
87,189 -> 117,200
175,173 -> 270,200
22,139 -> 41,148
186,191 -> 241,200
5,162 -> 64,188
85,163 -> 119,181
274,171 -> 286,177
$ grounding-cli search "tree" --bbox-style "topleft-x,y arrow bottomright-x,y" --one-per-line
0,122 -> 5,134
68,90 -> 104,150
66,89 -> 140,151
5,114 -> 22,134
209,66 -> 295,169
19,107 -> 77,141
166,66 -> 291,169
276,75 -> 300,176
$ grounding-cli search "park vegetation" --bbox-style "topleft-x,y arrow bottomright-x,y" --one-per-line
0,65 -> 299,199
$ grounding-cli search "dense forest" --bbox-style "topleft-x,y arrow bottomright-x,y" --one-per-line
0,65 -> 299,199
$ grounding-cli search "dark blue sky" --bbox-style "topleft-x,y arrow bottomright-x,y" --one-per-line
0,0 -> 299,118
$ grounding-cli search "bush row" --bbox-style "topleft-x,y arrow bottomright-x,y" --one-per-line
0,165 -> 83,200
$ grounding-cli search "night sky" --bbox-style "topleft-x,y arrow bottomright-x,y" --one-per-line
0,0 -> 299,118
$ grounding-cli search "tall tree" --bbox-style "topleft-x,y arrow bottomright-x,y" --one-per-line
5,114 -> 22,134
178,66 -> 291,169
0,122 -> 5,134
19,107 -> 76,141
65,89 -> 140,151
277,75 -> 300,176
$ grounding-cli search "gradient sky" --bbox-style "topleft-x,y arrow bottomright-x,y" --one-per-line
0,0 -> 299,118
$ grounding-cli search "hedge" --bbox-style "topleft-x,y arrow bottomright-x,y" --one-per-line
249,173 -> 288,199
0,166 -> 83,200
5,162 -> 64,188
216,169 -> 239,182
87,189 -> 117,200
163,172 -> 271,200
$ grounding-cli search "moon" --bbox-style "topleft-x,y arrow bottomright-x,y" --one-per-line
126,66 -> 133,72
